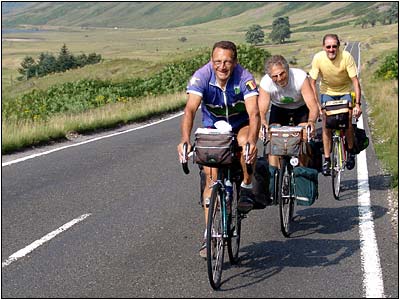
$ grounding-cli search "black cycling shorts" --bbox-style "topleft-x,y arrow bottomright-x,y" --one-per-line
269,104 -> 309,126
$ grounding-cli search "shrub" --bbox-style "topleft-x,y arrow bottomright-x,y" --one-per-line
374,51 -> 398,80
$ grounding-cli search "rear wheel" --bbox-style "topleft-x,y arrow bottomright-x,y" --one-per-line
279,159 -> 295,237
227,181 -> 241,264
206,184 -> 224,290
331,139 -> 342,200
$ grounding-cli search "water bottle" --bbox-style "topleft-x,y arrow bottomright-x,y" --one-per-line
225,179 -> 233,202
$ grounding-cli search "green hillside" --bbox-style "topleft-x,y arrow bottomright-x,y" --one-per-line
1,1 -> 385,29
2,2 -> 267,28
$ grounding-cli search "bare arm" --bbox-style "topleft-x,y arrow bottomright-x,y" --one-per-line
308,77 -> 322,113
177,93 -> 202,161
301,78 -> 320,136
301,78 -> 319,122
244,95 -> 260,162
257,87 -> 271,127
351,76 -> 362,119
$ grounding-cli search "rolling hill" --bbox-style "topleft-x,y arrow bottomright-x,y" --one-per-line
1,2 -> 387,29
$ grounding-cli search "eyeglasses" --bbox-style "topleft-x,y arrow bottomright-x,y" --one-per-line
325,45 -> 338,49
212,60 -> 233,67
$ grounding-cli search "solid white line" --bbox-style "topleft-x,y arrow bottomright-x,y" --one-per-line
357,119 -> 385,298
1,213 -> 91,268
2,112 -> 184,167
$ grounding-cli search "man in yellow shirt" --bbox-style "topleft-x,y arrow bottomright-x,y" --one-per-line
309,34 -> 362,176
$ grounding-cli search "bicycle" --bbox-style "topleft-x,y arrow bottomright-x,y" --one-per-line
330,128 -> 347,199
181,137 -> 252,290
322,99 -> 353,200
263,124 -> 311,237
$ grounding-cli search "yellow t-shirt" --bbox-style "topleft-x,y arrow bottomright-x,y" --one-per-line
309,50 -> 358,95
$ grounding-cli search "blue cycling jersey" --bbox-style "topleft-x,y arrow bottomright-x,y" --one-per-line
186,62 -> 258,131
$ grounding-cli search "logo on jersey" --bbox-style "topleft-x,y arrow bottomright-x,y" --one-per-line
245,80 -> 257,91
234,85 -> 241,94
189,76 -> 200,86
280,96 -> 295,104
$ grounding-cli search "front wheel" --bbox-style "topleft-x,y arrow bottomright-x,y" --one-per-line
227,181 -> 241,264
279,159 -> 295,237
207,183 -> 225,290
331,138 -> 342,200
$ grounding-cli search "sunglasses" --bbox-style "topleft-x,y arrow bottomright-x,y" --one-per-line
325,45 -> 338,49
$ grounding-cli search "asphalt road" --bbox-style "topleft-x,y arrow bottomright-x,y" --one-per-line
1,43 -> 398,298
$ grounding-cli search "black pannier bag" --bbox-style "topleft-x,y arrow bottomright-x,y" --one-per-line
252,157 -> 271,209
194,128 -> 238,167
352,124 -> 369,154
324,100 -> 350,129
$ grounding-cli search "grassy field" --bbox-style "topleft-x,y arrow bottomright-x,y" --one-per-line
2,3 -> 398,192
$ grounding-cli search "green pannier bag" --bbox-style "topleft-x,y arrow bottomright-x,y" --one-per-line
293,166 -> 319,206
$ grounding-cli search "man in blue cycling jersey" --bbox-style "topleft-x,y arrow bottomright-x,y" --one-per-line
309,34 -> 362,176
177,41 -> 260,258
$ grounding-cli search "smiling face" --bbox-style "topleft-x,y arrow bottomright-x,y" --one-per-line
323,36 -> 340,60
211,47 -> 237,88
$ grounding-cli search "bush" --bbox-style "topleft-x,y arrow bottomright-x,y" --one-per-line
4,45 -> 271,122
374,51 -> 398,80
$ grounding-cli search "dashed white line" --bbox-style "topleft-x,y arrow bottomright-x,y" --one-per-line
2,213 -> 91,268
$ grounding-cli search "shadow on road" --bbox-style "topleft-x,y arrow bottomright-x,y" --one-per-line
219,204 -> 387,291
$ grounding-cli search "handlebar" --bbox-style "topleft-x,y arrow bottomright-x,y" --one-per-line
245,142 -> 253,175
306,125 -> 312,143
261,125 -> 268,144
181,142 -> 190,174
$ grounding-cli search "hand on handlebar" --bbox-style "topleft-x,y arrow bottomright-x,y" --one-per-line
259,124 -> 268,144
177,141 -> 191,163
178,142 -> 191,174
353,105 -> 362,120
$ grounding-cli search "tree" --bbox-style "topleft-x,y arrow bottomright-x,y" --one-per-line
269,17 -> 291,44
18,56 -> 37,80
245,24 -> 265,45
57,44 -> 76,72
86,53 -> 102,64
37,52 -> 57,76
382,2 -> 398,25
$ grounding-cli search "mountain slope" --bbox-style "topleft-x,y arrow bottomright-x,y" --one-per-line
2,2 -> 384,29
2,2 -> 268,28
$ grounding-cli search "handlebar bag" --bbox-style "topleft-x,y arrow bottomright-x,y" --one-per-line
293,166 -> 319,206
194,129 -> 238,167
324,100 -> 350,129
267,126 -> 304,156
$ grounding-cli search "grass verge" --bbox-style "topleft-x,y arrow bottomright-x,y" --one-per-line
2,92 -> 186,154
362,70 -> 398,190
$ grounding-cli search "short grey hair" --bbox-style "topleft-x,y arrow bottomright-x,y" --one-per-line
265,55 -> 289,75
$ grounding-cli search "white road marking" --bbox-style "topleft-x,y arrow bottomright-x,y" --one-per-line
2,112 -> 184,167
357,119 -> 385,298
2,213 -> 91,268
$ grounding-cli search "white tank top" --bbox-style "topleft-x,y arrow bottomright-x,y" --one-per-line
259,68 -> 307,109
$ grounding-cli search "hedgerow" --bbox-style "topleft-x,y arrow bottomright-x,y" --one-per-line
2,45 -> 270,122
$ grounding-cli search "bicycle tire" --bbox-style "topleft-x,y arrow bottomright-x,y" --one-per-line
331,138 -> 342,199
279,159 -> 295,237
206,183 -> 225,290
227,180 -> 241,264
